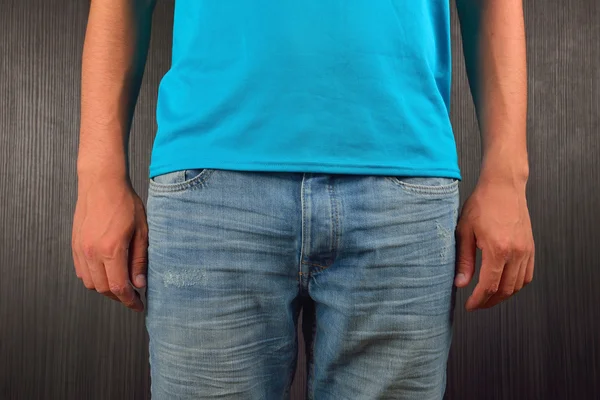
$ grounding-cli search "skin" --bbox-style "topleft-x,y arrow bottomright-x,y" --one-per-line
72,0 -> 156,312
72,0 -> 534,313
455,0 -> 534,310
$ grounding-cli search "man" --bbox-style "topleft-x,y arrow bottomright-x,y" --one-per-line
72,0 -> 535,398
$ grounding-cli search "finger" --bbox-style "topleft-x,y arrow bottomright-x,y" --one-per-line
465,246 -> 505,311
76,235 -> 100,290
88,259 -> 120,303
73,205 -> 118,303
72,227 -> 83,279
105,247 -> 144,312
513,254 -> 530,292
106,292 -> 121,302
129,223 -> 148,289
72,222 -> 94,288
77,256 -> 118,303
481,256 -> 525,309
76,248 -> 96,290
82,241 -> 112,297
72,203 -> 85,279
89,258 -> 111,297
72,244 -> 81,278
454,221 -> 476,287
524,248 -> 535,285
92,285 -> 120,302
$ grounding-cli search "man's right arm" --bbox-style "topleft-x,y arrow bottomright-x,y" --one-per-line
72,0 -> 157,312
77,0 -> 156,183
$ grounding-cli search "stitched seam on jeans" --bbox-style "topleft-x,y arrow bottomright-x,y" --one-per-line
148,169 -> 215,193
299,174 -> 307,285
327,179 -> 341,261
389,176 -> 459,191
301,260 -> 330,269
388,176 -> 459,191
384,176 -> 459,195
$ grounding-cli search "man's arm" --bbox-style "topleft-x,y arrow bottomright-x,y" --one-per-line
72,0 -> 157,312
454,0 -> 535,310
77,0 -> 156,182
456,0 -> 529,184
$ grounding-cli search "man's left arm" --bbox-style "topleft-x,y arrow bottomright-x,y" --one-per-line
454,0 -> 535,310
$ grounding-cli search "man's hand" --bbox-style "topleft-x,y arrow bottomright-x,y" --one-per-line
454,176 -> 535,311
74,0 -> 156,312
72,174 -> 149,312
454,0 -> 531,311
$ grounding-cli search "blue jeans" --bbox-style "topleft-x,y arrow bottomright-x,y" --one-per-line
145,169 -> 460,399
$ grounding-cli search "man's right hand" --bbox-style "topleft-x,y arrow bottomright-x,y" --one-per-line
71,173 -> 149,312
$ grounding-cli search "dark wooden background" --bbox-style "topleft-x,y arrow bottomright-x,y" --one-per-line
1,0 -> 598,399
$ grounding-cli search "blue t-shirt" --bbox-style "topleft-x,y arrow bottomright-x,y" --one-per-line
150,1 -> 461,180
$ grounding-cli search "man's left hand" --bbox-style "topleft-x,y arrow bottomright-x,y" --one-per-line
454,176 -> 535,311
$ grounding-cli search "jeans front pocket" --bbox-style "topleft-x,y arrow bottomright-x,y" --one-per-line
385,176 -> 459,196
148,168 -> 215,193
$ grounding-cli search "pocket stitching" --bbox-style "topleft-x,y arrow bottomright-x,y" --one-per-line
148,169 -> 215,193
385,176 -> 459,195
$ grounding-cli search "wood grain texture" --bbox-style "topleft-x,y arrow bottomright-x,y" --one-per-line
0,0 -> 598,399
447,0 -> 600,399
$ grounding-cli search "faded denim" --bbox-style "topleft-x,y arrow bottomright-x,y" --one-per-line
145,168 -> 460,400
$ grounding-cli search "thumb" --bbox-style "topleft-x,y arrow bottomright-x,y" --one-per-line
129,225 -> 148,289
454,221 -> 476,287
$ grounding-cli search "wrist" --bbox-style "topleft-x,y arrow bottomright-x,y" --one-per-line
480,142 -> 529,186
479,162 -> 528,190
77,158 -> 129,185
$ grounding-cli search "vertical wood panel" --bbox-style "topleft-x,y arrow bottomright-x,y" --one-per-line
446,0 -> 600,399
0,0 -> 598,399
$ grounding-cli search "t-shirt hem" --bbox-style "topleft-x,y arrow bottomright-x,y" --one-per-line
149,160 -> 462,181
